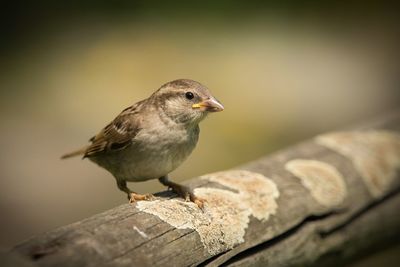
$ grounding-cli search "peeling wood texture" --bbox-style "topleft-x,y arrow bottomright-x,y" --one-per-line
6,110 -> 400,267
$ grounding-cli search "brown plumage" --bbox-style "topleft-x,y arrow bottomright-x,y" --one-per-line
61,101 -> 144,159
61,79 -> 224,207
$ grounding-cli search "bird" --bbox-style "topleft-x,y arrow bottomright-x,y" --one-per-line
61,79 -> 224,207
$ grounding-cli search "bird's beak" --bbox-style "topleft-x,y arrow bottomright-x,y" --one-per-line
192,97 -> 224,112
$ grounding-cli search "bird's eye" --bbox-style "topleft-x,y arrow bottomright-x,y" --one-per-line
185,92 -> 194,100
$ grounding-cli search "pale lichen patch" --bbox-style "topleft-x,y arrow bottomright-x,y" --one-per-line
200,170 -> 280,221
316,131 -> 400,198
136,170 -> 279,255
285,159 -> 347,207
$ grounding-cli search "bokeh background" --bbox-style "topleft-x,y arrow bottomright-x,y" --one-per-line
1,1 -> 399,264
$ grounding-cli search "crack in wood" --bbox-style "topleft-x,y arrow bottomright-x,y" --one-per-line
165,229 -> 195,245
319,186 -> 400,238
208,186 -> 400,266
107,226 -> 176,262
22,228 -> 96,262
90,209 -> 141,232
213,212 -> 341,266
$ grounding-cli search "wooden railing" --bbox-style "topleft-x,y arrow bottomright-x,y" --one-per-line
3,110 -> 400,267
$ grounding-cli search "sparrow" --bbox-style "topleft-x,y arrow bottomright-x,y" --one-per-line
61,79 -> 224,207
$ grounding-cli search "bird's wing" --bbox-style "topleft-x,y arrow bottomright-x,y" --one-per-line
84,103 -> 144,157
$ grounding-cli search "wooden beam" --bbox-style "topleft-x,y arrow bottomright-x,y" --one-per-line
5,110 -> 400,267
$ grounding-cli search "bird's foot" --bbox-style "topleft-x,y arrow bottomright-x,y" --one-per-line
129,192 -> 154,203
171,184 -> 205,209
186,193 -> 206,209
159,176 -> 205,209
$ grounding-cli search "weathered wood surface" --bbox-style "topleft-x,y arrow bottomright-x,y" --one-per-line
6,110 -> 400,267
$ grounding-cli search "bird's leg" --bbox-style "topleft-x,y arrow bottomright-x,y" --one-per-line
158,176 -> 204,208
116,179 -> 153,203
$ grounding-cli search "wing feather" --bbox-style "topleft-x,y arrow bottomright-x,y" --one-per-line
84,102 -> 143,157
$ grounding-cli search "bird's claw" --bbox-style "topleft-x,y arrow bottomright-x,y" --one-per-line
192,196 -> 206,209
184,193 -> 191,202
185,192 -> 205,209
129,193 -> 154,203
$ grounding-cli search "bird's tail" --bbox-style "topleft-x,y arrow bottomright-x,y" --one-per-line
61,146 -> 88,159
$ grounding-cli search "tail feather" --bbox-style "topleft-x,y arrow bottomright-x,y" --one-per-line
61,147 -> 88,159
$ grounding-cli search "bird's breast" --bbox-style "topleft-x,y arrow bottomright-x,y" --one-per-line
111,125 -> 199,181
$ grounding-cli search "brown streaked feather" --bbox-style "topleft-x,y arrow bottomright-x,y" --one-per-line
83,102 -> 144,158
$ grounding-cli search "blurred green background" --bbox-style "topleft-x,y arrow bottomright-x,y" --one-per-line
0,1 -> 399,264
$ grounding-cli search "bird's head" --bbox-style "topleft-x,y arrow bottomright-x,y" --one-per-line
152,79 -> 224,126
